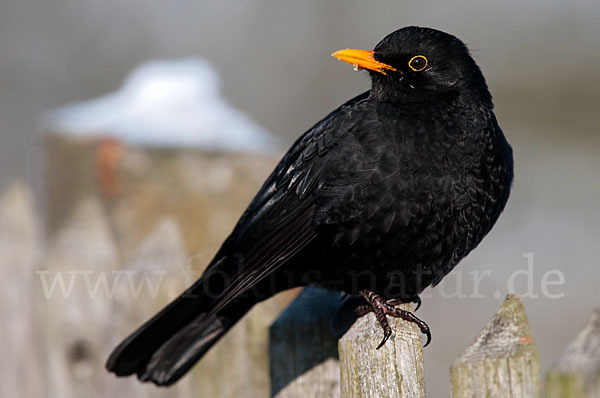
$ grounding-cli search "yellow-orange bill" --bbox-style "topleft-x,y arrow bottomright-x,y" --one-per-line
331,48 -> 396,75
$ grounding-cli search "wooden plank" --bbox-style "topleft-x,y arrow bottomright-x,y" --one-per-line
339,302 -> 425,398
108,216 -> 192,397
0,182 -> 44,398
42,197 -> 119,398
270,286 -> 344,398
545,308 -> 600,398
450,294 -> 540,398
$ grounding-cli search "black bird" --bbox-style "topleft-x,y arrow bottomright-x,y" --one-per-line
106,26 -> 513,386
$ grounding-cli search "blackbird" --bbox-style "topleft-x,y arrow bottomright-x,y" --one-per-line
106,26 -> 513,386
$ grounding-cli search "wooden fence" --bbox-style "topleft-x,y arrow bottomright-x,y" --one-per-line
1,127 -> 599,398
270,285 -> 600,398
2,180 -> 599,397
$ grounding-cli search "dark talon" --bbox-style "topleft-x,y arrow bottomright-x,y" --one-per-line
376,329 -> 392,349
423,329 -> 431,347
412,296 -> 422,312
388,305 -> 431,347
357,289 -> 431,349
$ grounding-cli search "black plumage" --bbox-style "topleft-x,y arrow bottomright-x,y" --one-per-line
106,26 -> 513,386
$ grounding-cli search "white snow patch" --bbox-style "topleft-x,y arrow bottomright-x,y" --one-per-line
46,58 -> 279,153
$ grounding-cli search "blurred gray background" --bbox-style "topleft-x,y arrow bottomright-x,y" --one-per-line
1,0 -> 599,396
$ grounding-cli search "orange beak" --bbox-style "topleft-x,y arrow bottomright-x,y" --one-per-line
331,48 -> 396,75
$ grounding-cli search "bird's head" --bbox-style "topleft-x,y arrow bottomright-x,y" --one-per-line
332,26 -> 492,106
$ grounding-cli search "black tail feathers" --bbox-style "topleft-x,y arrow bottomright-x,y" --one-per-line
106,277 -> 254,386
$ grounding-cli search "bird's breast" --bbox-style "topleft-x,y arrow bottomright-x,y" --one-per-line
315,106 -> 512,293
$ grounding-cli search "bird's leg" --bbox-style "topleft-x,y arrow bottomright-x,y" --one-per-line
356,290 -> 431,349
385,295 -> 422,311
354,304 -> 373,317
355,295 -> 420,317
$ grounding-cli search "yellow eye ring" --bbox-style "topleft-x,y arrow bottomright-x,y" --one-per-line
408,55 -> 428,72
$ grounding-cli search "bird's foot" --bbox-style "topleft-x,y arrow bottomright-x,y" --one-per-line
355,290 -> 431,349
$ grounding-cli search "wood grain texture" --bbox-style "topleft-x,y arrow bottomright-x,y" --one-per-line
339,302 -> 425,398
450,294 -> 540,398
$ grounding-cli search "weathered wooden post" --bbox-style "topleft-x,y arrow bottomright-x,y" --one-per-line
42,197 -> 120,398
270,286 -> 344,398
40,133 -> 279,258
108,217 -> 193,398
338,302 -> 425,398
545,308 -> 600,398
450,295 -> 540,398
36,59 -> 298,396
41,59 -> 280,259
0,182 -> 43,398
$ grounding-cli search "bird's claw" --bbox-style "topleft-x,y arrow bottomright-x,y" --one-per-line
376,329 -> 392,350
357,290 -> 431,349
412,296 -> 422,312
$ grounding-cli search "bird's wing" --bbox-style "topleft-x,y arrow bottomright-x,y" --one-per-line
107,91 -> 371,384
202,90 -> 370,314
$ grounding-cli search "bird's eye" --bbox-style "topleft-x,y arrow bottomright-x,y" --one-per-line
408,55 -> 428,72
